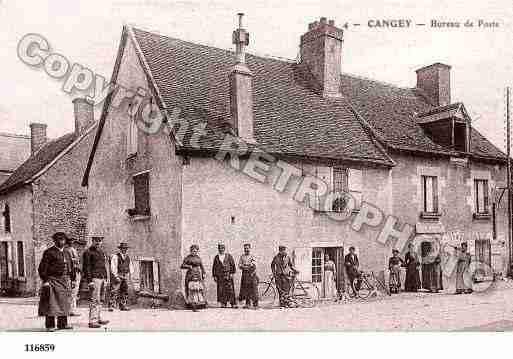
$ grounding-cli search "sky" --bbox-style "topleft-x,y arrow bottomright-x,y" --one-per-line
0,0 -> 512,150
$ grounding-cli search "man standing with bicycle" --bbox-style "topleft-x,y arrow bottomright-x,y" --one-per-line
345,246 -> 362,295
271,245 -> 298,308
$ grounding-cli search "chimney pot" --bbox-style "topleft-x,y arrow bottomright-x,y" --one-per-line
72,97 -> 95,136
300,17 -> 344,98
229,14 -> 255,143
29,123 -> 47,155
416,63 -> 451,107
328,19 -> 335,26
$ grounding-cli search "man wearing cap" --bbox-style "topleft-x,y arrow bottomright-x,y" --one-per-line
238,243 -> 259,309
65,237 -> 82,316
212,243 -> 237,308
109,242 -> 134,311
38,232 -> 76,331
271,245 -> 298,308
344,246 -> 361,295
82,236 -> 110,328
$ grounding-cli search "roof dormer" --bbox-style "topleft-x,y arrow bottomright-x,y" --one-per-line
417,103 -> 471,153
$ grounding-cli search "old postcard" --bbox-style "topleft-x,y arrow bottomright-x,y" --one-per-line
1,0 -> 513,352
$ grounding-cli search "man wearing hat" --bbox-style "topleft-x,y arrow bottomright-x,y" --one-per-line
212,243 -> 237,308
109,242 -> 134,311
82,236 -> 110,328
271,245 -> 298,308
238,243 -> 259,309
65,237 -> 82,316
38,232 -> 76,331
344,246 -> 361,295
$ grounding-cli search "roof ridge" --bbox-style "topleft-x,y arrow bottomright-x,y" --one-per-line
341,72 -> 414,91
0,132 -> 30,139
131,25 -> 297,65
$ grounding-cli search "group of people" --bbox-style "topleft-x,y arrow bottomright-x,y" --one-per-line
181,243 -> 304,310
38,233 -> 134,331
387,242 -> 473,295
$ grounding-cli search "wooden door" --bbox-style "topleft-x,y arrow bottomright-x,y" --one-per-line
0,242 -> 8,289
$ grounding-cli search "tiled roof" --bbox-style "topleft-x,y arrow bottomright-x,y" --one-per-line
339,75 -> 506,159
131,28 -> 394,165
0,132 -> 30,172
0,133 -> 76,195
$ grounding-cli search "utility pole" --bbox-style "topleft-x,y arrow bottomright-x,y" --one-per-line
507,87 -> 512,276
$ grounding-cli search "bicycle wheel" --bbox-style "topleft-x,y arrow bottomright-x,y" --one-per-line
292,281 -> 320,308
372,272 -> 391,296
355,277 -> 372,299
257,281 -> 276,307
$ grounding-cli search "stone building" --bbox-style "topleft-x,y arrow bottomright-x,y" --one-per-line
0,132 -> 30,185
82,17 -> 507,302
0,99 -> 95,296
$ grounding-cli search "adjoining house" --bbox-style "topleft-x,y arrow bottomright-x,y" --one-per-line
0,99 -> 96,296
82,16 -> 507,302
0,132 -> 31,185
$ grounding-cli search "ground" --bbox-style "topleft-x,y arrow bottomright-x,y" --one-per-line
1,280 -> 513,331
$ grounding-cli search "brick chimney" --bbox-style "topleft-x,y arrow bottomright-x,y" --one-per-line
29,123 -> 47,155
72,97 -> 94,136
416,63 -> 451,107
229,13 -> 255,143
300,17 -> 344,98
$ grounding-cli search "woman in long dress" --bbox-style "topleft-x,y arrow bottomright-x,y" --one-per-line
388,249 -> 404,294
324,254 -> 338,300
455,242 -> 472,294
404,243 -> 421,292
180,245 -> 207,312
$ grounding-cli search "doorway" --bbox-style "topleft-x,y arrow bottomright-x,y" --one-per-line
312,246 -> 344,298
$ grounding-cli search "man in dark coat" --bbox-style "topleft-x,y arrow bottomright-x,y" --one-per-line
271,245 -> 298,308
344,246 -> 361,294
212,243 -> 237,308
82,236 -> 110,328
38,232 -> 76,331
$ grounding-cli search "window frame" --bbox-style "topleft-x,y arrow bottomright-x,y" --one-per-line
132,171 -> 151,216
127,111 -> 138,158
421,175 -> 439,215
474,179 -> 490,215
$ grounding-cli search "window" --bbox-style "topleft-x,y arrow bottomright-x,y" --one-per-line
332,167 -> 348,212
312,249 -> 322,283
133,172 -> 150,216
422,176 -> 439,214
475,179 -> 489,214
454,123 -> 468,152
127,113 -> 138,157
3,204 -> 10,233
16,242 -> 24,277
315,166 -> 362,212
133,258 -> 160,293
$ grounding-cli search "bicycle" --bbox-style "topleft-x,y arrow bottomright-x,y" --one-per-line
257,274 -> 320,308
349,271 -> 390,300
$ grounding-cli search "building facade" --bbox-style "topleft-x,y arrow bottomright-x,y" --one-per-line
0,99 -> 95,296
83,17 -> 507,303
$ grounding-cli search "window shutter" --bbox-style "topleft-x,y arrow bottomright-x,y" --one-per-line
433,177 -> 439,212
6,242 -> 13,278
348,169 -> 363,207
292,247 -> 312,282
153,261 -> 160,294
127,117 -> 138,156
134,172 -> 150,215
484,180 -> 489,213
132,259 -> 141,291
316,166 -> 332,211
